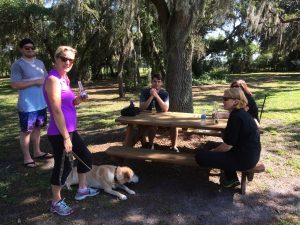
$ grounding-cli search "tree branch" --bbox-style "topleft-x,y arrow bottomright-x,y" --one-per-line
269,9 -> 300,23
148,0 -> 170,31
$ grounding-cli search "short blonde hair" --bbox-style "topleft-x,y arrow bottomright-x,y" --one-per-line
224,88 -> 248,109
230,79 -> 252,96
55,46 -> 77,59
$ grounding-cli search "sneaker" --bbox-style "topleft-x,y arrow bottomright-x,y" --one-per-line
75,187 -> 99,201
50,199 -> 74,216
169,147 -> 179,153
222,179 -> 240,188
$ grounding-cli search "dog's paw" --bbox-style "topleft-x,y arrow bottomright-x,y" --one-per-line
127,190 -> 135,195
119,194 -> 127,200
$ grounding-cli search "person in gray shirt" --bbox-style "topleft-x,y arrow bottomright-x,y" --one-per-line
10,38 -> 53,168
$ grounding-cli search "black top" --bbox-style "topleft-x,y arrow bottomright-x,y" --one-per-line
139,88 -> 169,112
223,108 -> 261,168
246,94 -> 259,122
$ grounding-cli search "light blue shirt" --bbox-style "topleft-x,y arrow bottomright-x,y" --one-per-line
10,58 -> 47,112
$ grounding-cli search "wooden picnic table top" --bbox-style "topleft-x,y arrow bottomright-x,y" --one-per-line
115,111 -> 227,131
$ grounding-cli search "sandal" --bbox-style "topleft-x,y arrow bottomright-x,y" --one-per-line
34,153 -> 53,160
23,161 -> 37,168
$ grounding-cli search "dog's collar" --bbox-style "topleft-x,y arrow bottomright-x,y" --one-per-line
114,166 -> 119,184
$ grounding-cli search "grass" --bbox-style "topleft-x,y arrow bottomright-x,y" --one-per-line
0,73 -> 300,224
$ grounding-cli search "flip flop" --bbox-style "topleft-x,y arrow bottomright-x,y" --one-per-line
34,153 -> 53,160
23,161 -> 37,168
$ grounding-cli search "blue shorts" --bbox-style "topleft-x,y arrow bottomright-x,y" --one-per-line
18,108 -> 47,132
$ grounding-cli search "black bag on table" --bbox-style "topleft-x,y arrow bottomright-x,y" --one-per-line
121,102 -> 140,116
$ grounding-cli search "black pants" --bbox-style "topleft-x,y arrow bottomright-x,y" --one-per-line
195,150 -> 257,180
48,131 -> 92,186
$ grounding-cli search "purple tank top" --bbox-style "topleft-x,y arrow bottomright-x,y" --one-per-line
43,69 -> 77,135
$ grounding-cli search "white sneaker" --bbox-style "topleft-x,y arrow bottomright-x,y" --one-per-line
75,187 -> 99,201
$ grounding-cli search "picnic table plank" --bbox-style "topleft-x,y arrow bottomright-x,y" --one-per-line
116,111 -> 227,131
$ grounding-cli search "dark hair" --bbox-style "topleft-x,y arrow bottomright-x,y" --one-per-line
19,38 -> 34,48
151,73 -> 162,81
230,79 -> 252,96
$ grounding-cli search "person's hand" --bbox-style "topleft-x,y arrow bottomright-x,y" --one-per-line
212,112 -> 220,119
150,88 -> 158,98
64,137 -> 73,153
80,94 -> 88,101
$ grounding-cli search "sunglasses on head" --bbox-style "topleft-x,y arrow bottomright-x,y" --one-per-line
24,46 -> 35,50
59,56 -> 75,63
222,96 -> 236,101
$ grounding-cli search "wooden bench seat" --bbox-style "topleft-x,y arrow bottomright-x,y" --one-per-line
105,146 -> 265,194
106,146 -> 198,167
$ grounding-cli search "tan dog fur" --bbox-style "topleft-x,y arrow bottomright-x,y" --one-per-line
65,165 -> 139,200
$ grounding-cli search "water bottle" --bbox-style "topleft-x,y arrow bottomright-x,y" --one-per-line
213,101 -> 219,124
151,100 -> 156,114
78,81 -> 87,98
200,109 -> 206,126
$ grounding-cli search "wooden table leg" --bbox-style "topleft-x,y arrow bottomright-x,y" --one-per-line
123,124 -> 134,147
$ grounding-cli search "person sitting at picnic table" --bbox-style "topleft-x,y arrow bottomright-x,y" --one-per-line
195,88 -> 261,188
138,73 -> 179,152
213,79 -> 259,123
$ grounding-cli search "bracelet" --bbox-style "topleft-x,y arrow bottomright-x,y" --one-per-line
64,136 -> 70,141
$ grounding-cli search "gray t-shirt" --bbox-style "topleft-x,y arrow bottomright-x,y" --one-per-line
10,58 -> 47,112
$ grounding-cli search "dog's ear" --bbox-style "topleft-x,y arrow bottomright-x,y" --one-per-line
124,171 -> 131,181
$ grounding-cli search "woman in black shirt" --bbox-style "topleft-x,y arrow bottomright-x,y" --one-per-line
195,88 -> 261,188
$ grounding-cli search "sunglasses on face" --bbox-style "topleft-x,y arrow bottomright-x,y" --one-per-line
59,56 -> 75,63
24,46 -> 35,51
222,96 -> 236,101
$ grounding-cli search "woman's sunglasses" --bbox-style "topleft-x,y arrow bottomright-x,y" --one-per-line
59,56 -> 75,64
222,96 -> 236,101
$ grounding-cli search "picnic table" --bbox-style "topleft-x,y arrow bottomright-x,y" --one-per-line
107,111 -> 265,195
115,111 -> 228,146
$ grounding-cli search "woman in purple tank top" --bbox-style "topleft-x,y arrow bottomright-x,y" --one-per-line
43,46 -> 99,216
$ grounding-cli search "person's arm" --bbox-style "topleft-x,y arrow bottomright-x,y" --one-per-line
45,76 -> 72,152
152,89 -> 169,112
211,142 -> 233,152
10,62 -> 44,90
212,111 -> 229,119
11,79 -> 44,90
140,96 -> 154,111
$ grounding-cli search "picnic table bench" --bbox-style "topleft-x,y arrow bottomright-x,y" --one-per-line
106,146 -> 265,195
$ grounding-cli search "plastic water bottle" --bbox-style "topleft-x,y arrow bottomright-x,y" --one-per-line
200,109 -> 206,126
78,81 -> 87,98
213,101 -> 219,124
151,100 -> 156,114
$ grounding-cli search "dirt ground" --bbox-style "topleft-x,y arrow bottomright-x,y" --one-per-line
15,126 -> 300,225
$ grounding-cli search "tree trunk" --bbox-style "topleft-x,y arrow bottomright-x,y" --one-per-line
117,53 -> 125,97
150,0 -> 199,113
165,37 -> 194,112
